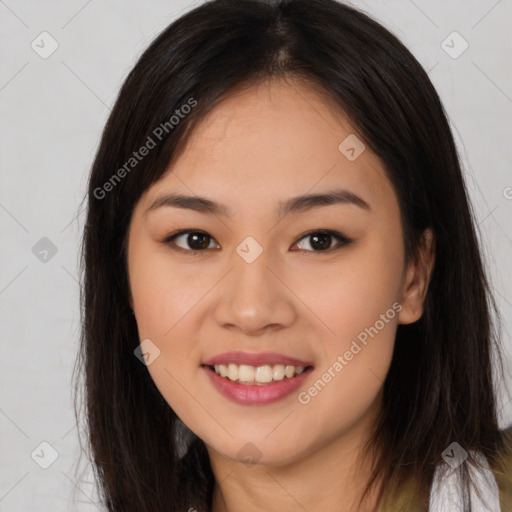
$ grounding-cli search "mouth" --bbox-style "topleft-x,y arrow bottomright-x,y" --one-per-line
200,352 -> 315,405
202,363 -> 314,386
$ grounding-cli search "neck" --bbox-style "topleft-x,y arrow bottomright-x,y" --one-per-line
208,410 -> 383,512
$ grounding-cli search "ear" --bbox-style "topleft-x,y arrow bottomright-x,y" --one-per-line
397,228 -> 435,325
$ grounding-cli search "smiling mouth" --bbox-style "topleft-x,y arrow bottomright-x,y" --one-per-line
203,363 -> 314,386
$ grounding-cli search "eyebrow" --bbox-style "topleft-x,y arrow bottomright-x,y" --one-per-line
145,188 -> 371,219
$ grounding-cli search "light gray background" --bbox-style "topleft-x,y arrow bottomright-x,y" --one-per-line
1,0 -> 511,510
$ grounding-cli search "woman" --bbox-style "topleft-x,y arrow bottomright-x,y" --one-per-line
75,0 -> 512,510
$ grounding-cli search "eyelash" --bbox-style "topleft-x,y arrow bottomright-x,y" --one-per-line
162,229 -> 353,254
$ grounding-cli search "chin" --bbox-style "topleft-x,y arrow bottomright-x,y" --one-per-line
206,435 -> 309,468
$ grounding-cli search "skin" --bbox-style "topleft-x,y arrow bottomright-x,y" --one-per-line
127,76 -> 434,512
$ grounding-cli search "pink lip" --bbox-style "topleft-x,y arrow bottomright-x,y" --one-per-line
203,365 -> 314,405
202,351 -> 313,367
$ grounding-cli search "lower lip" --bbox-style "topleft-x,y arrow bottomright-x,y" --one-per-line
202,365 -> 313,405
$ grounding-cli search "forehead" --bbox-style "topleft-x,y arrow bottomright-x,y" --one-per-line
139,77 -> 396,217
180,77 -> 364,169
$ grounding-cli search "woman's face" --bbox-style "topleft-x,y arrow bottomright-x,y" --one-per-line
127,77 -> 428,467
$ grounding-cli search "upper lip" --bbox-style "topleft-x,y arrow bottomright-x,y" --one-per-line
202,351 -> 313,367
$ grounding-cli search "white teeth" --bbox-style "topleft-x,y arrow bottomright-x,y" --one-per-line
212,363 -> 308,384
272,364 -> 285,380
255,365 -> 273,383
227,363 -> 238,381
238,364 -> 255,382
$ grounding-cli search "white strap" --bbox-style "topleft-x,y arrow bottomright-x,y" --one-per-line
429,452 -> 501,512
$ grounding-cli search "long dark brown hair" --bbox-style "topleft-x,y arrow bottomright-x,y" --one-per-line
74,0 -> 512,510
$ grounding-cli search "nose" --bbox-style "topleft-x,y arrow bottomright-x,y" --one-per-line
212,246 -> 297,336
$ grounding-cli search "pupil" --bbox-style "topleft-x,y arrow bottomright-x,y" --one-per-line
189,233 -> 209,250
311,233 -> 331,250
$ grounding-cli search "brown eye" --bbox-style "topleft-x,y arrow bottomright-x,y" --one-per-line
165,231 -> 220,251
294,230 -> 353,252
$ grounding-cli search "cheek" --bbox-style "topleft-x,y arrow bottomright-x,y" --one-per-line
129,244 -> 210,338
128,243 -> 214,395
294,260 -> 399,442
287,239 -> 401,401
128,248 -> 207,429
289,240 -> 403,344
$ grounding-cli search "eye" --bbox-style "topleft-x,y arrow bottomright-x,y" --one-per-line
163,229 -> 352,253
292,230 -> 353,252
164,230 -> 220,252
